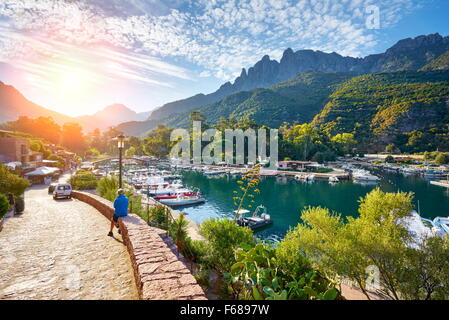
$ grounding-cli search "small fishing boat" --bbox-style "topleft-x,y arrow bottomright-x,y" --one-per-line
235,205 -> 272,230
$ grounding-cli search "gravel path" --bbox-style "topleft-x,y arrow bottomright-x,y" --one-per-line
0,185 -> 138,300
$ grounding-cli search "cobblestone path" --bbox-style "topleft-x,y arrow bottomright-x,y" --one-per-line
0,185 -> 138,300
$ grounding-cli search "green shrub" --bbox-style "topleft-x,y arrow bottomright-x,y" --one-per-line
194,267 -> 210,289
199,219 -> 255,275
169,213 -> 193,259
435,153 -> 449,165
96,176 -> 120,201
47,154 -> 65,168
0,194 -> 9,219
149,205 -> 168,227
227,243 -> 338,300
0,164 -> 30,196
70,172 -> 98,190
189,239 -> 211,265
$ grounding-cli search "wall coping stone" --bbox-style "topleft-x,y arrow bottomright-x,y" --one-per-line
72,191 -> 207,300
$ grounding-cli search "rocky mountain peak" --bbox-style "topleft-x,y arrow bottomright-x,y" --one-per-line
386,33 -> 446,54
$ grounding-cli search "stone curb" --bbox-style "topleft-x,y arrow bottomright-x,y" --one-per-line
72,191 -> 207,300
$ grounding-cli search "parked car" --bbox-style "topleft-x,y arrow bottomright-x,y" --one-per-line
53,184 -> 72,200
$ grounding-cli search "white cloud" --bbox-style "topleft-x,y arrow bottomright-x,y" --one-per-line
0,0 -> 424,83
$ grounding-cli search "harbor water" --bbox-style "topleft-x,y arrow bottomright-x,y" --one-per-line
176,169 -> 449,240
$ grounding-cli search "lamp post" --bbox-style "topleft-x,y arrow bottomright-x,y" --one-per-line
114,134 -> 126,189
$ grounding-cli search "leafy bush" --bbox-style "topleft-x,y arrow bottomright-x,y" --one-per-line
435,152 -> 449,165
226,243 -> 339,300
0,164 -> 30,196
194,267 -> 210,289
47,154 -> 65,168
285,188 -> 449,300
169,213 -> 190,255
85,148 -> 101,157
199,219 -> 255,275
96,176 -> 120,201
148,205 -> 168,227
70,172 -> 98,190
0,194 -> 9,219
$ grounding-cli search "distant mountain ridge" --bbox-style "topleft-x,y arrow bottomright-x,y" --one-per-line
0,81 -> 149,132
120,33 -> 449,136
0,81 -> 73,125
77,104 -> 152,132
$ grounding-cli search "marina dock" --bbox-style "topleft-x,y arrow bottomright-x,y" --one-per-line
173,164 -> 350,181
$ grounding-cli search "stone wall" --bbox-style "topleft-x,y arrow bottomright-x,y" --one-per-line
72,191 -> 206,300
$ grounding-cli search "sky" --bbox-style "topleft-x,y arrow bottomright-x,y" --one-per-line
0,0 -> 448,117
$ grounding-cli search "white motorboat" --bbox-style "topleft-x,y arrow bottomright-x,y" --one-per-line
352,170 -> 380,182
329,176 -> 339,183
400,212 -> 435,248
158,194 -> 205,207
433,216 -> 449,235
294,175 -> 302,181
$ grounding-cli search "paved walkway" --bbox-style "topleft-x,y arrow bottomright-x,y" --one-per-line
0,185 -> 138,300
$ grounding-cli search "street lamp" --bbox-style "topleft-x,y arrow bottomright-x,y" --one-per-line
114,134 -> 126,188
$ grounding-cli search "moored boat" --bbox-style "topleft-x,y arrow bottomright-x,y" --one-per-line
433,216 -> 449,235
329,176 -> 339,183
352,169 -> 380,182
158,194 -> 206,207
234,205 -> 273,230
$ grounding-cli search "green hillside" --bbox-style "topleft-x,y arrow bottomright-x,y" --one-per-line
313,71 -> 449,152
166,72 -> 353,128
420,50 -> 449,71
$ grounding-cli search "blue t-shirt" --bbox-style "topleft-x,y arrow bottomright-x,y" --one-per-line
114,195 -> 129,217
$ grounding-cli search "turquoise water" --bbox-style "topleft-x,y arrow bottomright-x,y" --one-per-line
176,169 -> 449,239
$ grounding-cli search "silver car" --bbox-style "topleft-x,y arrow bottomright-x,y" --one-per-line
53,183 -> 72,200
